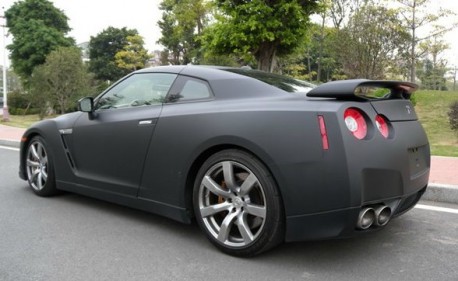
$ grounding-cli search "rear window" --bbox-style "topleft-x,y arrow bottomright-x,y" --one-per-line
223,69 -> 315,93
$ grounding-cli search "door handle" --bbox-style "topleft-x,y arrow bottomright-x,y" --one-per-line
138,120 -> 153,125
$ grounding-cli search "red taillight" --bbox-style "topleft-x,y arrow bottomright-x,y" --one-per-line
344,108 -> 367,140
318,115 -> 329,150
375,115 -> 389,138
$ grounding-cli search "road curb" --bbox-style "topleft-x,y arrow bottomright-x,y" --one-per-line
0,139 -> 20,148
423,183 -> 458,205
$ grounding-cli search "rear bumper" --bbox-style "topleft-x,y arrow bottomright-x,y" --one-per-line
279,101 -> 430,242
285,185 -> 426,242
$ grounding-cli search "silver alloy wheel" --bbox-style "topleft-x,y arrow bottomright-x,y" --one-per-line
26,141 -> 49,191
197,161 -> 267,248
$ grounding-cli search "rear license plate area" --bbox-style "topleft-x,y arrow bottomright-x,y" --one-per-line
408,145 -> 429,179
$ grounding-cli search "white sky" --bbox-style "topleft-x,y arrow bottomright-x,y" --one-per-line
1,0 -> 458,67
2,0 -> 164,52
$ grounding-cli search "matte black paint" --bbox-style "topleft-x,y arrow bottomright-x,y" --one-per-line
19,66 -> 430,242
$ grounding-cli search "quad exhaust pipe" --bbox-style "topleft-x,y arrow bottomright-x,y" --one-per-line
356,205 -> 392,230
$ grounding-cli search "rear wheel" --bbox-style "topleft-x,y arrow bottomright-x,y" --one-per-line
25,136 -> 58,197
193,149 -> 284,256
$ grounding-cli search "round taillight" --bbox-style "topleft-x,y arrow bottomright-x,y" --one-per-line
344,108 -> 367,140
375,115 -> 389,138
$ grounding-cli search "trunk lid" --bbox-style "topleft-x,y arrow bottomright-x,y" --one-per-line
370,99 -> 417,121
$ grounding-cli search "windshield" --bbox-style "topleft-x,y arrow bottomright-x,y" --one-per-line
223,69 -> 316,94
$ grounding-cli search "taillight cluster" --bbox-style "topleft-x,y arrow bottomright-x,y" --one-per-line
375,115 -> 389,138
344,108 -> 390,140
344,108 -> 367,140
318,108 -> 391,151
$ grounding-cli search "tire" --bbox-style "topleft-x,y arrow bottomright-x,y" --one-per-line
25,136 -> 58,197
193,149 -> 285,257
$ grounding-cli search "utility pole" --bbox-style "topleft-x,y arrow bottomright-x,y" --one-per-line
1,9 -> 9,122
454,65 -> 457,92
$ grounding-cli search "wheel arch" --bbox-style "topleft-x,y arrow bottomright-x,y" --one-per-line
19,131 -> 44,180
183,141 -> 286,219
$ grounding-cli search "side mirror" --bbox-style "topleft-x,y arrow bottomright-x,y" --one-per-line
78,97 -> 96,120
78,97 -> 94,113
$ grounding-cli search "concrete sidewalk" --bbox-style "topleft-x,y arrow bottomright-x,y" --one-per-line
1,123 -> 457,204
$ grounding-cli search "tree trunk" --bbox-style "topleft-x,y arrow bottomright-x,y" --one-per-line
410,1 -> 416,83
257,43 -> 277,72
317,13 -> 326,82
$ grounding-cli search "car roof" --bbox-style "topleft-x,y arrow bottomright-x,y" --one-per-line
135,65 -> 247,81
134,65 -> 315,99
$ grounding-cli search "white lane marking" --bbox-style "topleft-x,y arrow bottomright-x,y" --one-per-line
415,204 -> 458,214
0,145 -> 19,151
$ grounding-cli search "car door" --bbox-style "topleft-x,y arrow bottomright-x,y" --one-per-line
69,72 -> 178,196
137,75 -> 214,204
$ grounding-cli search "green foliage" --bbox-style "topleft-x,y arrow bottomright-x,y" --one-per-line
158,0 -> 210,64
415,90 -> 458,156
115,35 -> 150,71
29,47 -> 93,118
203,0 -> 321,72
88,27 -> 139,82
300,23 -> 341,82
7,91 -> 29,110
396,0 -> 456,82
416,38 -> 449,90
8,91 -> 30,113
7,91 -> 41,115
449,101 -> 458,133
5,0 -> 74,80
337,4 -> 410,79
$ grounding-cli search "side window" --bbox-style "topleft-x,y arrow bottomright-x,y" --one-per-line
96,73 -> 177,110
180,79 -> 211,100
168,77 -> 212,102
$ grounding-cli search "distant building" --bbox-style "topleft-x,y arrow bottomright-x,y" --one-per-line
1,65 -> 22,94
77,42 -> 90,62
147,50 -> 163,67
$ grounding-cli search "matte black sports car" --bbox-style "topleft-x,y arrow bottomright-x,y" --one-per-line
19,65 -> 430,256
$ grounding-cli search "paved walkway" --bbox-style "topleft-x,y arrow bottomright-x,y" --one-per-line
0,124 -> 24,142
1,124 -> 457,186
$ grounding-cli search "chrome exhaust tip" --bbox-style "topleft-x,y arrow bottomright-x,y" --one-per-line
356,207 -> 376,230
374,205 -> 392,227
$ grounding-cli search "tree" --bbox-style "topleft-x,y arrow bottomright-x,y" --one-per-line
449,101 -> 458,135
157,0 -> 210,64
293,23 -> 341,82
115,35 -> 150,71
328,0 -> 360,29
5,0 -> 74,80
337,4 -> 410,79
203,0 -> 321,72
416,36 -> 449,90
30,47 -> 92,117
396,0 -> 456,82
88,27 -> 139,82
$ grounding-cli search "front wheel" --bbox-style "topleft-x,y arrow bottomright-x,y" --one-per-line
193,149 -> 284,257
25,136 -> 58,197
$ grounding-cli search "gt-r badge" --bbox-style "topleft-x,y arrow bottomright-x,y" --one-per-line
58,129 -> 73,135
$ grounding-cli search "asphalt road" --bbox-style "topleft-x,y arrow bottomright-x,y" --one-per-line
1,146 -> 457,281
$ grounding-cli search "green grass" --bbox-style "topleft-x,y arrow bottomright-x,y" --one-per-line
0,114 -> 54,128
2,91 -> 458,157
415,90 -> 458,157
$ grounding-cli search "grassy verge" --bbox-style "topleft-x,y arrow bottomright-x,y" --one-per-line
2,91 -> 458,157
415,90 -> 458,157
0,114 -> 53,128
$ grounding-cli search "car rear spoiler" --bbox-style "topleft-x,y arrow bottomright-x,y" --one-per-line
306,79 -> 418,100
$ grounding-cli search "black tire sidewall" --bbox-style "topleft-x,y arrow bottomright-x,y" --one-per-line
26,136 -> 58,197
193,149 -> 284,257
